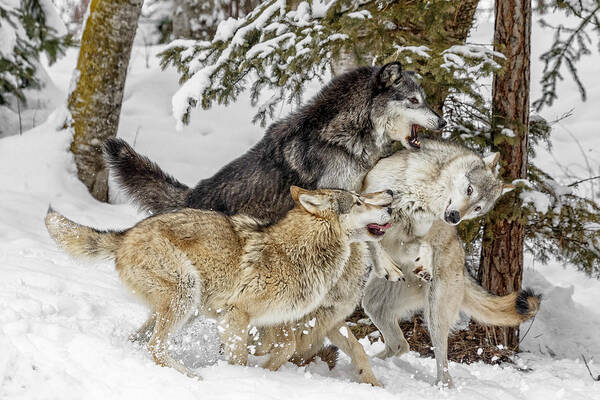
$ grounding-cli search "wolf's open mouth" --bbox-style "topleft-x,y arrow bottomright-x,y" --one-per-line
406,125 -> 421,149
367,223 -> 392,236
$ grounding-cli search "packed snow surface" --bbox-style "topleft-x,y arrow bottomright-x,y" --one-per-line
2,4 -> 600,400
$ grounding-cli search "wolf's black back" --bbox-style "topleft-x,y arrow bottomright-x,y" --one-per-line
105,66 -> 383,223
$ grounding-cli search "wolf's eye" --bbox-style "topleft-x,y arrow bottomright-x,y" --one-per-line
467,185 -> 473,196
475,206 -> 482,212
409,97 -> 419,104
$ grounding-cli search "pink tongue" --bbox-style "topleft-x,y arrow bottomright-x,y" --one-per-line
368,223 -> 391,231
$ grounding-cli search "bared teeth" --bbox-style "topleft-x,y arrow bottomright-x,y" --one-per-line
407,125 -> 421,149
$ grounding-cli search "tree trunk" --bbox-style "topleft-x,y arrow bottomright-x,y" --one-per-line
478,0 -> 531,350
68,0 -> 143,202
172,0 -> 218,40
172,1 -> 259,40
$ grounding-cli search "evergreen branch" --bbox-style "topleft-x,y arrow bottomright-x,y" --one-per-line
534,4 -> 600,110
581,354 -> 600,381
568,175 -> 600,187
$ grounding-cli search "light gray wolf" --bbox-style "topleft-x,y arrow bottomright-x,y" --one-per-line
103,61 -> 445,223
360,139 -> 541,387
45,187 -> 393,378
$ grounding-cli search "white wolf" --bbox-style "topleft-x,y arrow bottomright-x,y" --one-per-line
361,139 -> 541,387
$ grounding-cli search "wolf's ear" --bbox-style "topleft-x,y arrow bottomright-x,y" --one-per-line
291,186 -> 330,213
290,185 -> 306,203
297,193 -> 330,215
483,152 -> 501,170
502,183 -> 515,195
376,62 -> 402,90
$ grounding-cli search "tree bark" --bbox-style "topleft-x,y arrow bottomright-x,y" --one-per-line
478,0 -> 531,350
68,0 -> 143,201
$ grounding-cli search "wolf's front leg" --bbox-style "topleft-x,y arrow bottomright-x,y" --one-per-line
413,242 -> 433,282
327,322 -> 381,387
219,305 -> 250,366
368,242 -> 404,282
261,323 -> 296,371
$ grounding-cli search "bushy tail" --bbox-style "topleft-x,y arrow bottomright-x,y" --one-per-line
461,272 -> 541,326
45,208 -> 124,260
103,138 -> 190,214
315,345 -> 339,370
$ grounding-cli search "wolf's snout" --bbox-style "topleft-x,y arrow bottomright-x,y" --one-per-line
445,210 -> 460,224
437,118 -> 447,129
387,207 -> 392,215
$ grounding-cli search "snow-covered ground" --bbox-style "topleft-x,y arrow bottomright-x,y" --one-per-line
2,6 -> 600,400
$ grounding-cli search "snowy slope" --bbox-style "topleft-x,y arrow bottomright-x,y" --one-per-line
2,5 -> 600,400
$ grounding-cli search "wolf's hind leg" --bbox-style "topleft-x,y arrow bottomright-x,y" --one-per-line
130,314 -> 156,343
327,322 -> 381,387
148,311 -> 198,377
146,266 -> 200,377
117,238 -> 201,377
425,277 -> 462,388
373,318 -> 409,359
147,282 -> 200,378
261,324 -> 296,371
362,278 -> 417,359
219,305 -> 250,366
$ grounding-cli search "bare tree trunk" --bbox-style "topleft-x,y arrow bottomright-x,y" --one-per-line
172,0 -> 259,40
172,0 -> 194,39
172,0 -> 218,40
68,0 -> 143,202
478,0 -> 531,350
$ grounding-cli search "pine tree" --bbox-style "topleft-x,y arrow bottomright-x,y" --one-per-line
68,0 -> 143,201
0,0 -> 71,105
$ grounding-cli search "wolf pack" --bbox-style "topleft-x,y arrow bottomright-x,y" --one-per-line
45,62 -> 541,388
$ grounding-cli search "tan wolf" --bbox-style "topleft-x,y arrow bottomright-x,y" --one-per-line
45,187 -> 394,378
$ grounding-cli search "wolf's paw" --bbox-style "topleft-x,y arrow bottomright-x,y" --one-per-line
375,347 -> 394,360
129,331 -> 150,344
360,373 -> 382,387
413,264 -> 432,282
384,268 -> 405,282
435,374 -> 454,389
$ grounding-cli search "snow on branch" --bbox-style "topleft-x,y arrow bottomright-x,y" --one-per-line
162,0 -> 347,128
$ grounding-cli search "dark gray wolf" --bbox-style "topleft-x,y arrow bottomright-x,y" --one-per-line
104,62 -> 445,223
45,187 -> 393,378
361,139 -> 541,387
